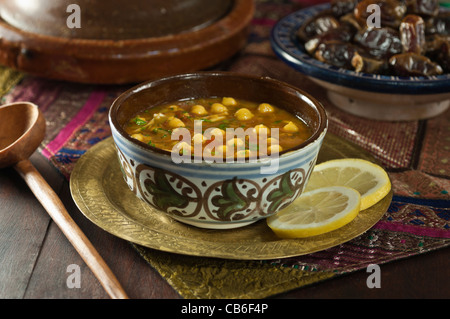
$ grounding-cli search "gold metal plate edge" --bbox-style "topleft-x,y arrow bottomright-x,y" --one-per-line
69,134 -> 392,260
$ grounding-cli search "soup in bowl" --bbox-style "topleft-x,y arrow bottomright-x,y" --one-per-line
109,72 -> 327,229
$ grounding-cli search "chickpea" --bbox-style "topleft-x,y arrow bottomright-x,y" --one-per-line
235,108 -> 254,121
282,121 -> 299,133
222,97 -> 237,106
168,117 -> 185,128
191,104 -> 208,115
258,103 -> 274,113
167,105 -> 179,111
207,114 -> 227,122
216,144 -> 227,155
226,137 -> 245,148
192,133 -> 206,145
131,133 -> 145,142
208,128 -> 226,138
210,103 -> 228,114
266,137 -> 279,145
174,141 -> 192,155
254,124 -> 268,135
268,144 -> 283,154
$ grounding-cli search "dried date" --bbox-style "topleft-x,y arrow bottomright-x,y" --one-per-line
426,35 -> 450,72
389,52 -> 443,75
426,12 -> 450,35
400,14 -> 426,54
314,41 -> 358,69
297,13 -> 341,42
426,34 -> 450,51
435,41 -> 450,72
354,26 -> 403,58
331,0 -> 361,17
299,0 -> 448,77
405,0 -> 440,17
304,23 -> 356,54
351,51 -> 388,73
340,12 -> 365,30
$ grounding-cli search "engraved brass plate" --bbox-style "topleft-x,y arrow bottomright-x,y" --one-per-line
70,134 -> 392,260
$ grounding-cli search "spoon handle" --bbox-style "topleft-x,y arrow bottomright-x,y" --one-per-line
14,159 -> 129,299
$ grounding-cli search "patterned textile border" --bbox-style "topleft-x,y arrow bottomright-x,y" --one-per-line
133,194 -> 449,298
269,196 -> 449,272
1,0 -> 448,298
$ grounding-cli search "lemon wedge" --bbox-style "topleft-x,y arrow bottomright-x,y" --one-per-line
267,186 -> 361,238
304,158 -> 391,210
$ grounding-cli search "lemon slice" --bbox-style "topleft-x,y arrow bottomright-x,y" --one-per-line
304,158 -> 391,210
267,186 -> 361,238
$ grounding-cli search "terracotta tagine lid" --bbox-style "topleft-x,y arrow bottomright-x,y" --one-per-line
0,0 -> 233,40
0,0 -> 254,84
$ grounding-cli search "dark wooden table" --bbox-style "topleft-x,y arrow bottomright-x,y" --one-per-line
1,151 -> 448,299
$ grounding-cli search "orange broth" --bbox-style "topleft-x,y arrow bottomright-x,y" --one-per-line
124,97 -> 312,159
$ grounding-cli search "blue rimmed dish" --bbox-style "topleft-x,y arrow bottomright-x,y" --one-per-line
271,3 -> 450,121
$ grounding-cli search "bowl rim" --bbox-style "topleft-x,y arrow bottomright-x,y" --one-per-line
270,3 -> 450,95
109,71 -> 328,162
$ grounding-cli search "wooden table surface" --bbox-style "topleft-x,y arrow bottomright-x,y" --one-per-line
0,151 -> 448,299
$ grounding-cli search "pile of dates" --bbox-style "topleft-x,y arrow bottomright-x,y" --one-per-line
297,0 -> 449,76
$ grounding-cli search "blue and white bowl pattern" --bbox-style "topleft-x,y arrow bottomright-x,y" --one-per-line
110,123 -> 327,229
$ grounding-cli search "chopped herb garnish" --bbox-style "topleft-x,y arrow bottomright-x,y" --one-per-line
134,118 -> 147,126
157,128 -> 172,134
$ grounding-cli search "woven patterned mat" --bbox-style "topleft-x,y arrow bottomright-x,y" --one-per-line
1,0 -> 448,299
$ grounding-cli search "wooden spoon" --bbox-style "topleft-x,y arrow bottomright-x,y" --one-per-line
0,102 -> 128,299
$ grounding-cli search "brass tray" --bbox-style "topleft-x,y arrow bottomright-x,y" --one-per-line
70,134 -> 392,260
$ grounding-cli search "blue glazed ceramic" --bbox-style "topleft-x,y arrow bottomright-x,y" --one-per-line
271,4 -> 450,120
109,72 -> 327,229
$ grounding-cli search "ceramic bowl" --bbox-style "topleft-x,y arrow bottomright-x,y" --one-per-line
109,72 -> 328,229
271,3 -> 450,121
